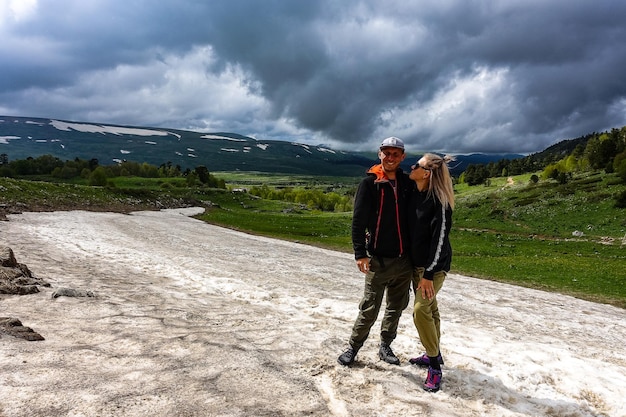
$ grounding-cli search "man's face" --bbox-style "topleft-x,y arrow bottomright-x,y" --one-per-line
379,147 -> 406,173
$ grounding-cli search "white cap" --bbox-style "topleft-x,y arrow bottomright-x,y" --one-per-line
380,136 -> 405,150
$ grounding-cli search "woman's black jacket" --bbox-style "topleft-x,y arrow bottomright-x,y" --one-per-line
408,188 -> 453,279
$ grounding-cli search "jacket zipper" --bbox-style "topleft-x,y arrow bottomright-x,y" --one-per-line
393,184 -> 403,256
373,188 -> 384,250
373,184 -> 403,256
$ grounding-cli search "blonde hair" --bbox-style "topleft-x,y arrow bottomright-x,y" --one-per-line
421,153 -> 455,210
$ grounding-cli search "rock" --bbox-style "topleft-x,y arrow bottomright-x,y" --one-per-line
0,317 -> 45,341
51,287 -> 95,298
0,246 -> 18,267
0,246 -> 50,295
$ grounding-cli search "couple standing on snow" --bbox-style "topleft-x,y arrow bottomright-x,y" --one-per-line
337,136 -> 455,393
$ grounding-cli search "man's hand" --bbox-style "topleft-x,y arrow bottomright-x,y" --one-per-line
356,257 -> 370,274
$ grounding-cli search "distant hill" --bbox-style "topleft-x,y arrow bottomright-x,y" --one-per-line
0,116 -> 522,176
525,134 -> 592,166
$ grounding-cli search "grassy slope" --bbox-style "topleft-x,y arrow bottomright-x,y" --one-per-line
452,173 -> 626,307
1,171 -> 625,308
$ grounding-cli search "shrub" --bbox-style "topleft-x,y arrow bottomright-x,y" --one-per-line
615,190 -> 626,208
617,158 -> 626,183
605,161 -> 615,173
89,166 -> 108,186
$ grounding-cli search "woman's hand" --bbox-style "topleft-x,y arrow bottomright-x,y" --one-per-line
418,277 -> 435,300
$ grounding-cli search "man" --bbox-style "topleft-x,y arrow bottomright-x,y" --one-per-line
338,137 -> 413,366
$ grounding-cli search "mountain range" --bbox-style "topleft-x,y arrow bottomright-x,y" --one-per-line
0,116 -> 523,176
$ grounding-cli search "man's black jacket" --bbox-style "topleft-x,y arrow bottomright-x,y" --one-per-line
351,164 -> 412,260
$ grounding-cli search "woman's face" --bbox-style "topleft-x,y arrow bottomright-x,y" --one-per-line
409,157 -> 430,181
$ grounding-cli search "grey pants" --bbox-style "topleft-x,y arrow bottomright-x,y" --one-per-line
349,256 -> 413,350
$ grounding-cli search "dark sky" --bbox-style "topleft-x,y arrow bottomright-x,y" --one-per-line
2,0 -> 625,154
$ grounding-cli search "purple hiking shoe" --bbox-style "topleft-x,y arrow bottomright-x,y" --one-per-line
409,353 -> 444,367
423,367 -> 442,392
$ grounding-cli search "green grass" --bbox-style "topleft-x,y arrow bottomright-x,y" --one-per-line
451,229 -> 625,304
192,188 -> 353,251
454,172 -> 626,239
215,171 -> 361,188
0,176 -> 209,214
200,208 -> 352,250
108,176 -> 189,189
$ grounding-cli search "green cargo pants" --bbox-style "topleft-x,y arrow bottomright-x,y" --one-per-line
349,255 -> 412,350
412,267 -> 447,357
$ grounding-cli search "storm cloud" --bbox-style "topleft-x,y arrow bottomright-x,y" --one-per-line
1,0 -> 625,153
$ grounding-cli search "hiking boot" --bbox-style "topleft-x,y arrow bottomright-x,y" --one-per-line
378,343 -> 400,365
409,353 -> 444,367
423,367 -> 442,392
338,347 -> 358,366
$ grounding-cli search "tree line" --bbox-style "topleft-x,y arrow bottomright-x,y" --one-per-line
249,184 -> 353,212
0,154 -> 225,189
459,127 -> 626,186
0,154 -> 352,212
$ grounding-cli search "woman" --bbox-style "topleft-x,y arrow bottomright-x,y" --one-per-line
407,153 -> 455,392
